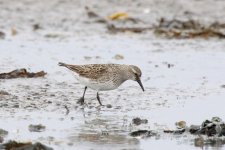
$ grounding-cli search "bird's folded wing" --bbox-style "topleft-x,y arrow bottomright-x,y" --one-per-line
64,64 -> 109,79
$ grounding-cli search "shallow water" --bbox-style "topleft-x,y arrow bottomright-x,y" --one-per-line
1,36 -> 225,150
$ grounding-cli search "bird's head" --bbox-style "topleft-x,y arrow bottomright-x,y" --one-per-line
129,65 -> 144,92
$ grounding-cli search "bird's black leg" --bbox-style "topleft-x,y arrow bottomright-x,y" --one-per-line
78,86 -> 87,105
96,92 -> 103,106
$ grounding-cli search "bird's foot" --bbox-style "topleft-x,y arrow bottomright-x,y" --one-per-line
77,97 -> 84,105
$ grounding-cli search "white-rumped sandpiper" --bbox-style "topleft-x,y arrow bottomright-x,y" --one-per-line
58,62 -> 144,105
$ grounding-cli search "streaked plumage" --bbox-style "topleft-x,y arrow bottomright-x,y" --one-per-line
58,62 -> 144,105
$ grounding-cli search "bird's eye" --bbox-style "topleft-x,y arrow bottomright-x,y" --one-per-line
135,73 -> 139,79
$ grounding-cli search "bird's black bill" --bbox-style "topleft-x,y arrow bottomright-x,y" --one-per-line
136,77 -> 144,91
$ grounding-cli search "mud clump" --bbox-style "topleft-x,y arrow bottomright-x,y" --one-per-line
0,69 -> 47,79
28,124 -> 46,132
0,31 -> 5,39
0,91 -> 10,96
130,130 -> 157,138
0,141 -> 53,150
132,117 -> 148,126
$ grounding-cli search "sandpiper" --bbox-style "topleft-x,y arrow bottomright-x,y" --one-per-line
58,62 -> 144,105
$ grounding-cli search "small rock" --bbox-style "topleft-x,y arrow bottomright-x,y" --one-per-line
13,104 -> 19,108
212,117 -> 222,123
33,23 -> 42,31
194,137 -> 204,148
200,120 -> 217,136
84,56 -> 92,60
201,119 -> 212,128
95,56 -> 101,59
167,63 -> 174,68
163,130 -> 174,133
50,94 -> 55,97
130,130 -> 156,137
113,54 -> 124,60
189,125 -> 200,134
28,124 -> 46,132
0,129 -> 8,136
132,117 -> 148,125
106,104 -> 112,108
175,121 -> 186,129
1,141 -> 53,150
174,128 -> 185,134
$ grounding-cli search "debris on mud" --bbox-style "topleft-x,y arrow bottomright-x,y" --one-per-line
11,28 -> 18,36
85,6 -> 107,23
107,24 -> 151,33
64,105 -> 70,115
44,33 -> 64,38
132,117 -> 148,126
164,120 -> 186,134
85,7 -> 141,25
0,69 -> 47,79
190,117 -> 225,137
85,6 -> 100,19
108,12 -> 129,20
0,140 -> 53,150
163,117 -> 225,137
28,124 -> 46,132
154,18 -> 225,39
164,128 -> 186,134
130,130 -> 157,138
113,54 -> 124,60
33,23 -> 42,31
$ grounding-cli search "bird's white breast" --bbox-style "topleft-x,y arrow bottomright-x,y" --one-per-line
71,72 -> 120,91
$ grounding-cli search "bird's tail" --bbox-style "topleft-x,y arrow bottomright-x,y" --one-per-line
58,62 -> 67,67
